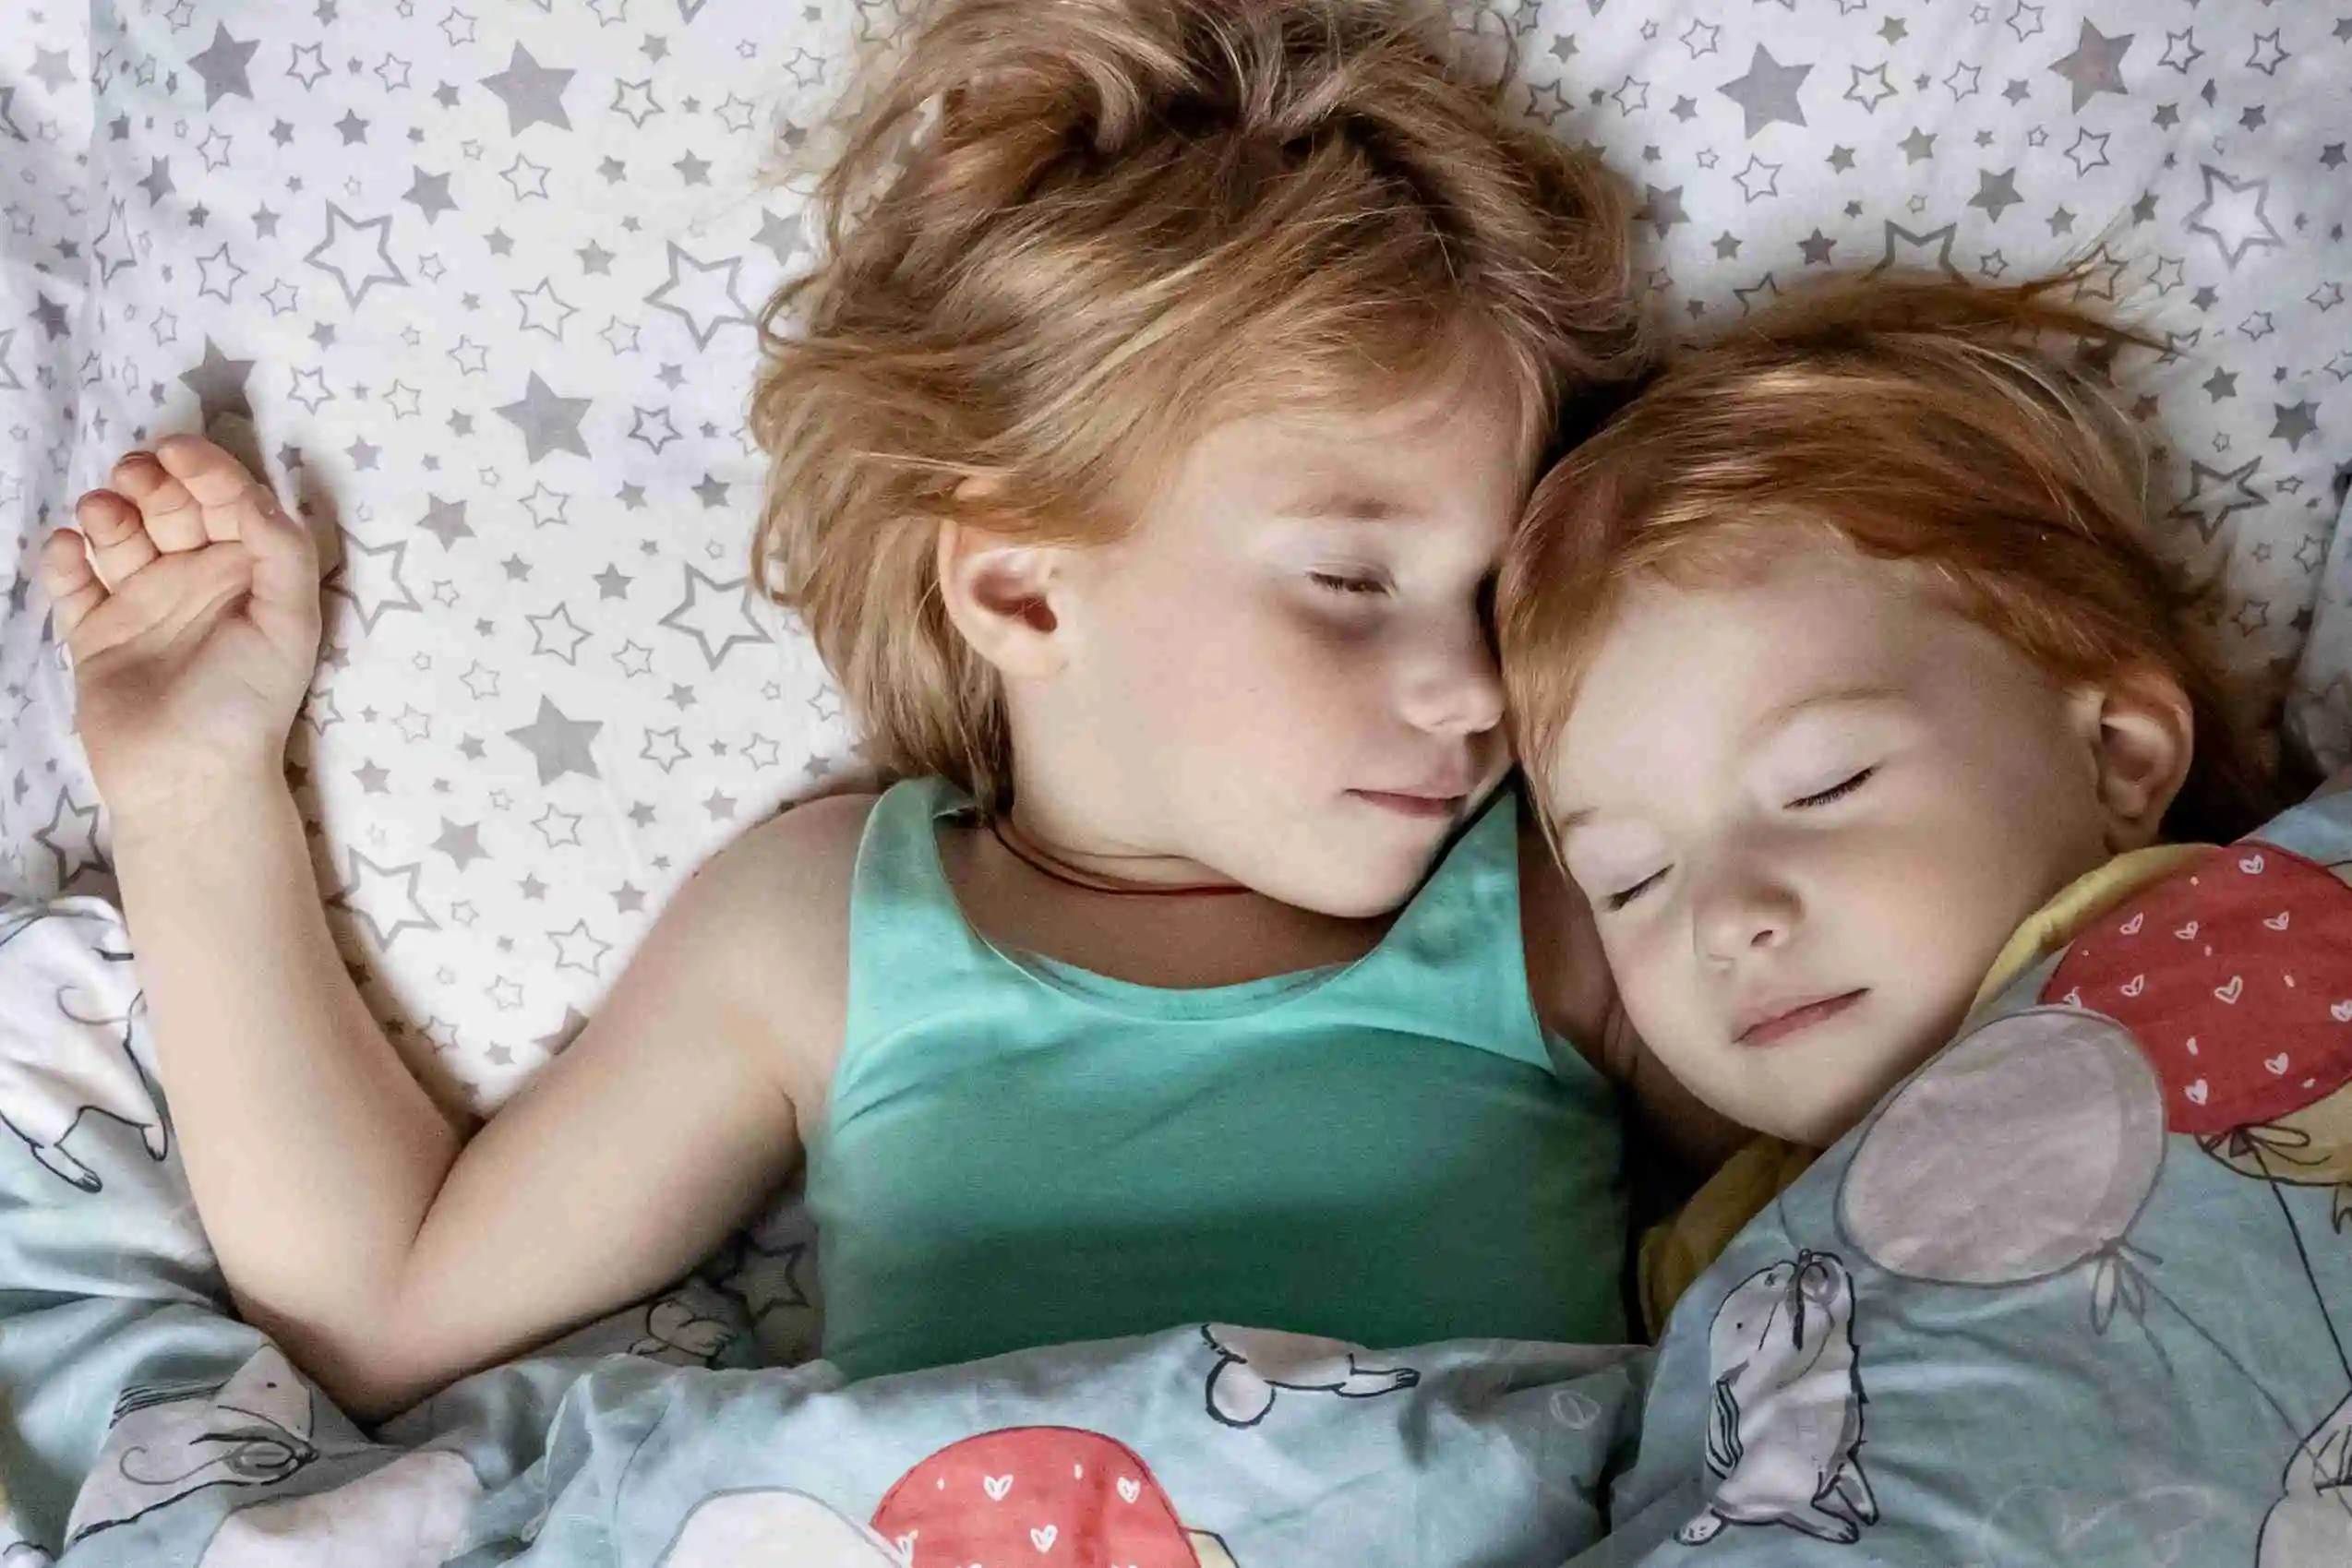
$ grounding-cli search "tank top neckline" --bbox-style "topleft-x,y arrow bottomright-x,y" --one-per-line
911,777 -> 1515,1024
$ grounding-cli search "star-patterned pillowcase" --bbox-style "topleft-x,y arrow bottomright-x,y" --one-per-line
4,0 -> 2348,1109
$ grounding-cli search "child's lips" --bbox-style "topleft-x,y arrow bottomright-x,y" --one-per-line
1349,787 -> 1466,820
1734,988 -> 1869,1048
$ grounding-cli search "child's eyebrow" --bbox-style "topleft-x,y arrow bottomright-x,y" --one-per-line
1547,685 -> 1907,835
1273,490 -> 1411,523
1742,684 -> 1907,744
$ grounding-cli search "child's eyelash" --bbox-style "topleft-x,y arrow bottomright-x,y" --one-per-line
1309,570 -> 1388,596
1791,766 -> 1878,809
1604,868 -> 1667,911
1600,768 -> 1876,913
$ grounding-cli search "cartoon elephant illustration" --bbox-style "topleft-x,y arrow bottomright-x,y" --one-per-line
1678,1251 -> 1877,1548
0,906 -> 165,1192
66,1347 -> 321,1544
631,1295 -> 738,1365
1200,1324 -> 1419,1428
191,1449 -> 481,1568
2259,1390 -> 2352,1568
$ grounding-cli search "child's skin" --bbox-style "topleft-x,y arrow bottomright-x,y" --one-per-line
1534,540 -> 2204,1148
41,396 -> 1727,1418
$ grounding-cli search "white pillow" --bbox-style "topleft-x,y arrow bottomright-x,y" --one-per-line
5,0 -> 2346,1107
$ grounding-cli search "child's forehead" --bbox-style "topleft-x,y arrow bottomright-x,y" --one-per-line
1554,547 -> 1951,763
1151,377 -> 1533,511
1598,542 -> 1936,670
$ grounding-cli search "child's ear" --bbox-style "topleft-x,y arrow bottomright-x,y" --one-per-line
935,514 -> 1069,682
2078,665 -> 2196,853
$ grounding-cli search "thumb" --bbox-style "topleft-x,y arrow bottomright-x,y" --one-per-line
239,484 -> 321,644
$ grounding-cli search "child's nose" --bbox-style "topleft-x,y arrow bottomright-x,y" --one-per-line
1398,625 -> 1506,737
1693,864 -> 1801,962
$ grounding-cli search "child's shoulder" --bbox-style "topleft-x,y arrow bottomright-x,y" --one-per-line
714,788 -> 877,949
666,789 -> 879,1107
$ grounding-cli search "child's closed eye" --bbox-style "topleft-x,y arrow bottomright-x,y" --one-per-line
1788,765 -> 1878,809
1603,867 -> 1668,911
1308,569 -> 1390,597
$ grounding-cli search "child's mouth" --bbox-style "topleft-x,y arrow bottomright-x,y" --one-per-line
1349,789 -> 1465,820
1734,989 -> 1868,1048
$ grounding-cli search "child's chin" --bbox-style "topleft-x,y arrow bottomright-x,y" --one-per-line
1788,1038 -> 1949,1147
1283,854 -> 1430,920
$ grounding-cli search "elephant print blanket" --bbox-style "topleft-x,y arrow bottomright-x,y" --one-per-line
1584,785 -> 2352,1567
12,788 -> 2352,1566
0,896 -> 1640,1568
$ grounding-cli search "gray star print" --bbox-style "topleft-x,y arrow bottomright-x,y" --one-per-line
2272,401 -> 2320,451
1641,184 -> 1689,237
403,169 -> 457,224
188,24 -> 262,108
507,697 -> 605,784
495,373 -> 594,463
179,337 -> 257,427
2047,20 -> 2132,113
1718,45 -> 1812,138
304,205 -> 408,308
479,44 -> 576,135
417,495 -> 473,548
1873,220 -> 1960,276
1968,167 -> 2023,222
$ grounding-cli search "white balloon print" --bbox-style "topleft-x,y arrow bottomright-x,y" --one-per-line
1839,1009 -> 2166,1286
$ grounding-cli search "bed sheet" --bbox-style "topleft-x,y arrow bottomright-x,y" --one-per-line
0,0 -> 2346,1107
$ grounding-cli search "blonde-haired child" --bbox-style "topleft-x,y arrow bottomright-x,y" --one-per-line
40,0 -> 1676,1419
1497,273 -> 2292,1327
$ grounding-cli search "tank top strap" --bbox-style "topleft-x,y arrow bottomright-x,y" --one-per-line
1313,785 -> 1565,1080
842,775 -> 1002,1048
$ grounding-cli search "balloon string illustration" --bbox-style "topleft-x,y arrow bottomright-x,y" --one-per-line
2132,1269 -> 2308,1444
2090,1241 -> 2178,1383
2251,1139 -> 2352,1386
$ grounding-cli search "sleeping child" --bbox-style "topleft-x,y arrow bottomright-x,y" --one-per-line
1496,273 -> 2352,1562
1499,270 -> 2305,1325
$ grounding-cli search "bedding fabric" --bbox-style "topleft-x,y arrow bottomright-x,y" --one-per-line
0,893 -> 1643,1568
15,789 -> 2352,1561
3,4 -> 2352,1563
1574,786 -> 2352,1567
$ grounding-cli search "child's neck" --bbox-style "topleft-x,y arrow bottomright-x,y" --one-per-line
939,818 -> 1396,989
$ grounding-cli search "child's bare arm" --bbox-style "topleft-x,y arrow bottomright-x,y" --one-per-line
43,437 -> 855,1420
110,788 -> 860,1419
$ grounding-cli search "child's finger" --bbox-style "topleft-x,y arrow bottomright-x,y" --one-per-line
37,529 -> 109,642
105,449 -> 210,553
73,489 -> 161,588
151,434 -> 282,546
239,484 -> 320,640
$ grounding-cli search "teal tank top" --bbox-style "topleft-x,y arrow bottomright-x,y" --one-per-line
805,776 -> 1627,1382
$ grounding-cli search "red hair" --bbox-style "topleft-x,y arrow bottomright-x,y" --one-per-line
1500,271 -> 2274,846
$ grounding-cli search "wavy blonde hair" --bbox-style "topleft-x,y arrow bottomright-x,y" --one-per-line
1500,271 -> 2274,847
749,0 -> 1647,809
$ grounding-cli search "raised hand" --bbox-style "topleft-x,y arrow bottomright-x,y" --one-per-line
37,435 -> 323,832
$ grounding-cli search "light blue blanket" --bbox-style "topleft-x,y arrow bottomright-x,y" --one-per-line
12,782 -> 2352,1568
0,897 -> 1641,1567
1571,789 -> 2352,1568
